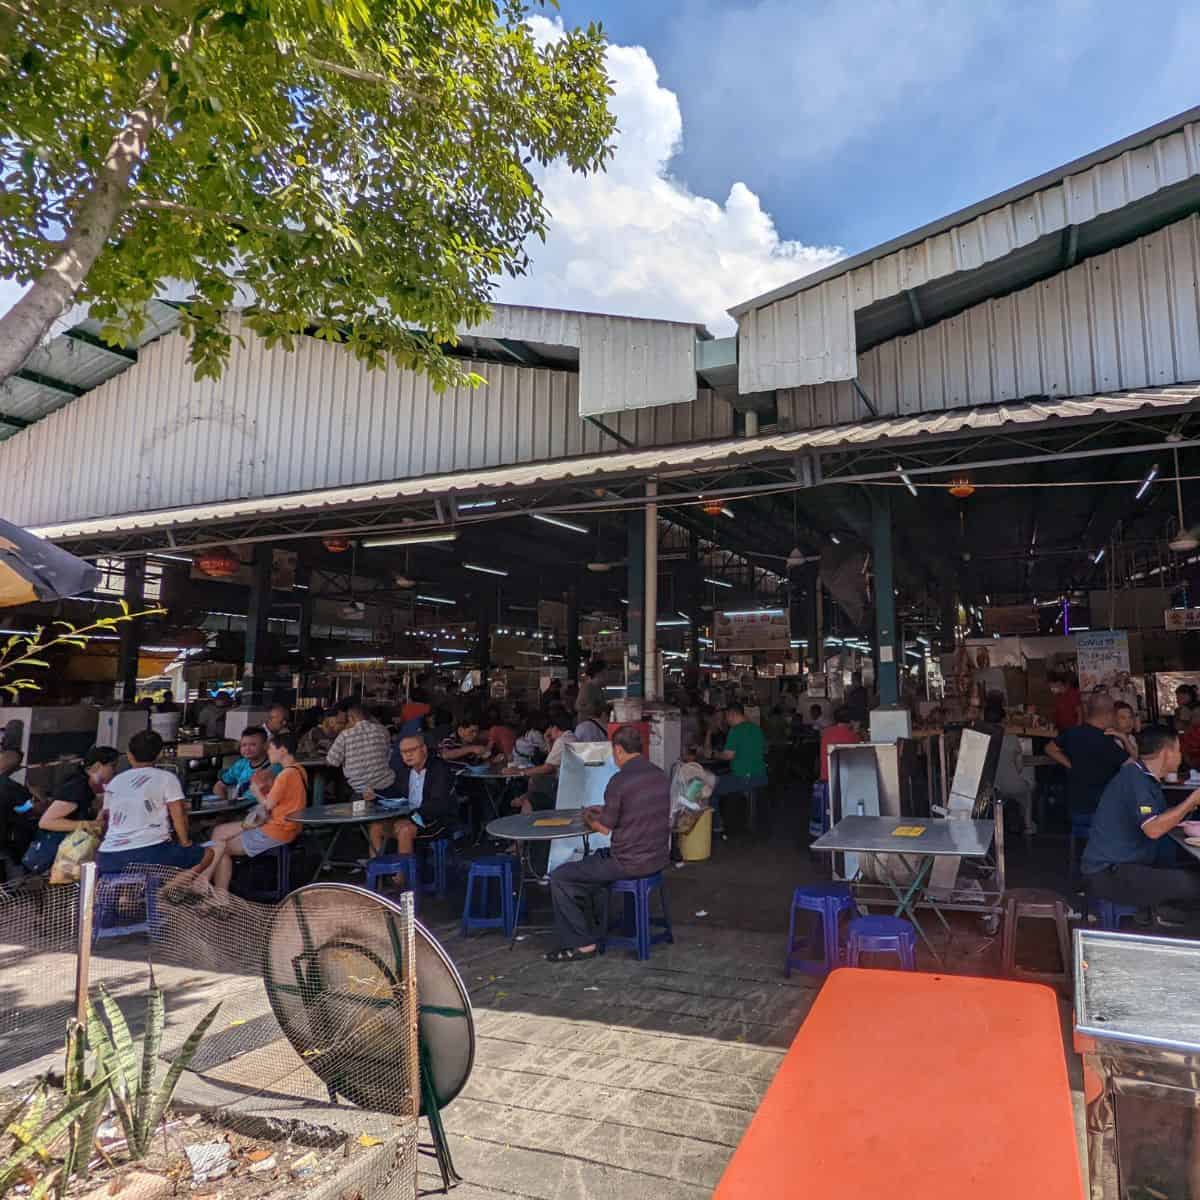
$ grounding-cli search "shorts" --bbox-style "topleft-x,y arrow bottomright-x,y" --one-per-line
240,827 -> 290,857
95,841 -> 206,874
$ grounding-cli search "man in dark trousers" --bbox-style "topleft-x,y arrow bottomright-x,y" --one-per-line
545,724 -> 671,963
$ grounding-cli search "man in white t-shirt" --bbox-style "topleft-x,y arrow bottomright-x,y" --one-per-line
95,730 -> 220,884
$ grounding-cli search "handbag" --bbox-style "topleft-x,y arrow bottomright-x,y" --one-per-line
48,824 -> 101,885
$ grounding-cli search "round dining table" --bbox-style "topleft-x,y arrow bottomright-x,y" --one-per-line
485,808 -> 592,944
286,801 -> 410,873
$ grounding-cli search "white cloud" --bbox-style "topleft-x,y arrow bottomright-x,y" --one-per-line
496,17 -> 842,334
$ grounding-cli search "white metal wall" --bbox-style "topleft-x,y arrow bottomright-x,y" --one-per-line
777,213 -> 1200,428
740,117 -> 1200,392
0,326 -> 729,528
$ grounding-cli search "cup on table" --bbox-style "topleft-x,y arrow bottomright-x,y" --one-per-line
1167,772 -> 1179,783
352,797 -> 367,815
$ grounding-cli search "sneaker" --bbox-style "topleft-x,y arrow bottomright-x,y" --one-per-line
1133,908 -> 1154,929
1155,904 -> 1187,928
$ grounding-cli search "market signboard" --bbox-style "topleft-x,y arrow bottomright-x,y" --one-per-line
1165,608 -> 1200,631
713,609 -> 790,653
1075,630 -> 1130,691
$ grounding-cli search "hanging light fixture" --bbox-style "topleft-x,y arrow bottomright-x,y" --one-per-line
193,547 -> 241,579
1169,447 -> 1199,552
322,537 -> 352,553
948,477 -> 975,499
701,499 -> 725,517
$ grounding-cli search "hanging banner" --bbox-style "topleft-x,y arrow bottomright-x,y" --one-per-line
1075,630 -> 1130,692
713,609 -> 790,654
1165,608 -> 1200,631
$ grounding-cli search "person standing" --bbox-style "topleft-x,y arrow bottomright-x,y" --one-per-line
1082,724 -> 1200,925
1046,693 -> 1129,822
709,702 -> 768,834
575,659 -> 609,725
1049,673 -> 1083,733
546,725 -> 670,963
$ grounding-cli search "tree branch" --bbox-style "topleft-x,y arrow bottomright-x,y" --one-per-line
131,197 -> 295,237
0,72 -> 168,385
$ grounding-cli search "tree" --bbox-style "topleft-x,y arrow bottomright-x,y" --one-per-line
0,1 -> 615,387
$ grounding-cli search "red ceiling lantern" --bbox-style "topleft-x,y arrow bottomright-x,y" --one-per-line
948,478 -> 976,499
194,546 -> 241,579
702,500 -> 724,517
322,537 -> 352,553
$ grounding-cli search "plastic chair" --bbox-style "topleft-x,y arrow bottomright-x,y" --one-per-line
366,853 -> 419,908
785,882 -> 856,977
461,856 -> 515,937
93,872 -> 159,943
420,836 -> 452,899
237,844 -> 291,902
600,872 -> 674,961
1089,896 -> 1140,931
846,915 -> 917,970
1001,888 -> 1071,990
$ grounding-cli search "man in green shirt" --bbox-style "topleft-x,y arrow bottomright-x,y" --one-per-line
712,702 -> 768,834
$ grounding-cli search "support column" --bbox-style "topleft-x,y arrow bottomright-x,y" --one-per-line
626,511 -> 645,698
872,493 -> 899,706
296,564 -> 313,661
566,586 -> 580,683
688,532 -> 701,671
118,557 -> 145,703
478,589 -> 493,697
242,544 -> 272,703
644,480 -> 659,702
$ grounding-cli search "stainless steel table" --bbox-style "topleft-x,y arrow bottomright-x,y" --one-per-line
811,815 -> 996,964
485,809 -> 591,945
190,795 -> 256,821
458,768 -> 523,840
287,801 -> 408,873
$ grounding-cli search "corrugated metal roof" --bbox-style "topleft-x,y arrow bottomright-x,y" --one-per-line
734,109 -> 1200,393
730,106 -> 1200,317
0,299 -> 181,442
30,386 -> 1200,542
778,214 -> 1200,427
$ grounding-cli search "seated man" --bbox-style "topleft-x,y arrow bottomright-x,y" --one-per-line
297,709 -> 347,759
439,720 -> 489,763
214,727 -> 277,802
711,702 -> 769,832
368,734 -> 458,859
209,731 -> 307,900
95,730 -> 221,887
265,704 -> 293,737
505,711 -> 574,813
1082,723 -> 1200,926
546,725 -> 671,963
327,703 -> 402,820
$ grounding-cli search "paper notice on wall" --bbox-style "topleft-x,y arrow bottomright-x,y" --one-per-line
1075,631 -> 1130,692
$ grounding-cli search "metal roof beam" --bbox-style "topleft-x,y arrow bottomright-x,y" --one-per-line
62,328 -> 138,362
0,411 -> 31,429
14,368 -> 85,398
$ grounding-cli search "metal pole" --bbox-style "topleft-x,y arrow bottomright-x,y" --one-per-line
872,492 -> 899,706
75,862 -> 97,1026
644,480 -> 658,702
398,889 -> 419,1122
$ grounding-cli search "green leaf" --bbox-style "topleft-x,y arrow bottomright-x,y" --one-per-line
0,1082 -> 108,1193
132,989 -> 164,1151
95,988 -> 137,1103
139,1001 -> 222,1152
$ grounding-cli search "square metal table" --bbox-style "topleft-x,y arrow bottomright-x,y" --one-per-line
810,815 -> 996,964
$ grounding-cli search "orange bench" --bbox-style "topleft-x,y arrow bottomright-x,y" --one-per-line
714,968 -> 1082,1199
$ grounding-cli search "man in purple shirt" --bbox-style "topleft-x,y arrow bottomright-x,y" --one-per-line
545,725 -> 671,963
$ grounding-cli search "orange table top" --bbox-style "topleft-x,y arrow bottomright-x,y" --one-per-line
714,969 -> 1082,1200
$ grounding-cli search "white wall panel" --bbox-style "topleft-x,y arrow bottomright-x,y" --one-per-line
577,315 -> 697,415
0,324 -> 729,528
778,214 -> 1200,429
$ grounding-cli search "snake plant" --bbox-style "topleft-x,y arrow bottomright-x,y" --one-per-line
87,986 -> 221,1161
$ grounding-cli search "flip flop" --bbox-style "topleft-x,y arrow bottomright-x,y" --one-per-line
545,947 -> 597,963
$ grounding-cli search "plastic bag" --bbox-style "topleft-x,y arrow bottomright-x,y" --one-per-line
49,823 -> 101,885
670,762 -> 715,833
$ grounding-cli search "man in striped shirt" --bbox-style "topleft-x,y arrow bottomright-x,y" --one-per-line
327,703 -> 397,798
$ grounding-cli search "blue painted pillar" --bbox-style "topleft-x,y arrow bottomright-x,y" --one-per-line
872,493 -> 899,705
626,510 -> 645,698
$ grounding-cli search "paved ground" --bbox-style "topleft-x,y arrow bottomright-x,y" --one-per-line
0,791 -> 1117,1198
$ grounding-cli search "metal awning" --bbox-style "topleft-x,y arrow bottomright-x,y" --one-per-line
29,385 -> 1200,549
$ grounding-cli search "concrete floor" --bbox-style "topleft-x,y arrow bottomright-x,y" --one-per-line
0,791 -> 1109,1199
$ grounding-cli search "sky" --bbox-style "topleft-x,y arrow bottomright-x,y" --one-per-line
3,3 -> 1199,337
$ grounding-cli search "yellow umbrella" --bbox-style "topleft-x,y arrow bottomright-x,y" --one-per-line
0,519 -> 101,608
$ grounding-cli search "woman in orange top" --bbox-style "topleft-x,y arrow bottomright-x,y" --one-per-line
209,731 -> 307,901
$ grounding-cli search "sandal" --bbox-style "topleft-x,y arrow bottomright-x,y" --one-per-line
545,947 -> 597,963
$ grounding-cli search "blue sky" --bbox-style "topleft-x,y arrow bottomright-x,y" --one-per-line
553,0 -> 1200,255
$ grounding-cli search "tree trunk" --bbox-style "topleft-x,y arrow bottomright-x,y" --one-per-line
0,78 -> 163,388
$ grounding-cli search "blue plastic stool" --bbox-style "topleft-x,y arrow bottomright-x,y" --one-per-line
846,915 -> 917,970
785,882 -> 856,977
419,837 -> 452,898
1089,897 -> 1140,931
461,856 -> 515,937
366,853 -> 419,908
600,873 -> 674,961
238,844 -> 291,902
94,872 -> 159,943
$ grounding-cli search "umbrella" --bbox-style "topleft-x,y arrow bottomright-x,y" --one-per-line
0,518 -> 101,608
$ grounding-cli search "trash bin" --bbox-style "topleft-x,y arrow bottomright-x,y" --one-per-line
680,808 -> 712,861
